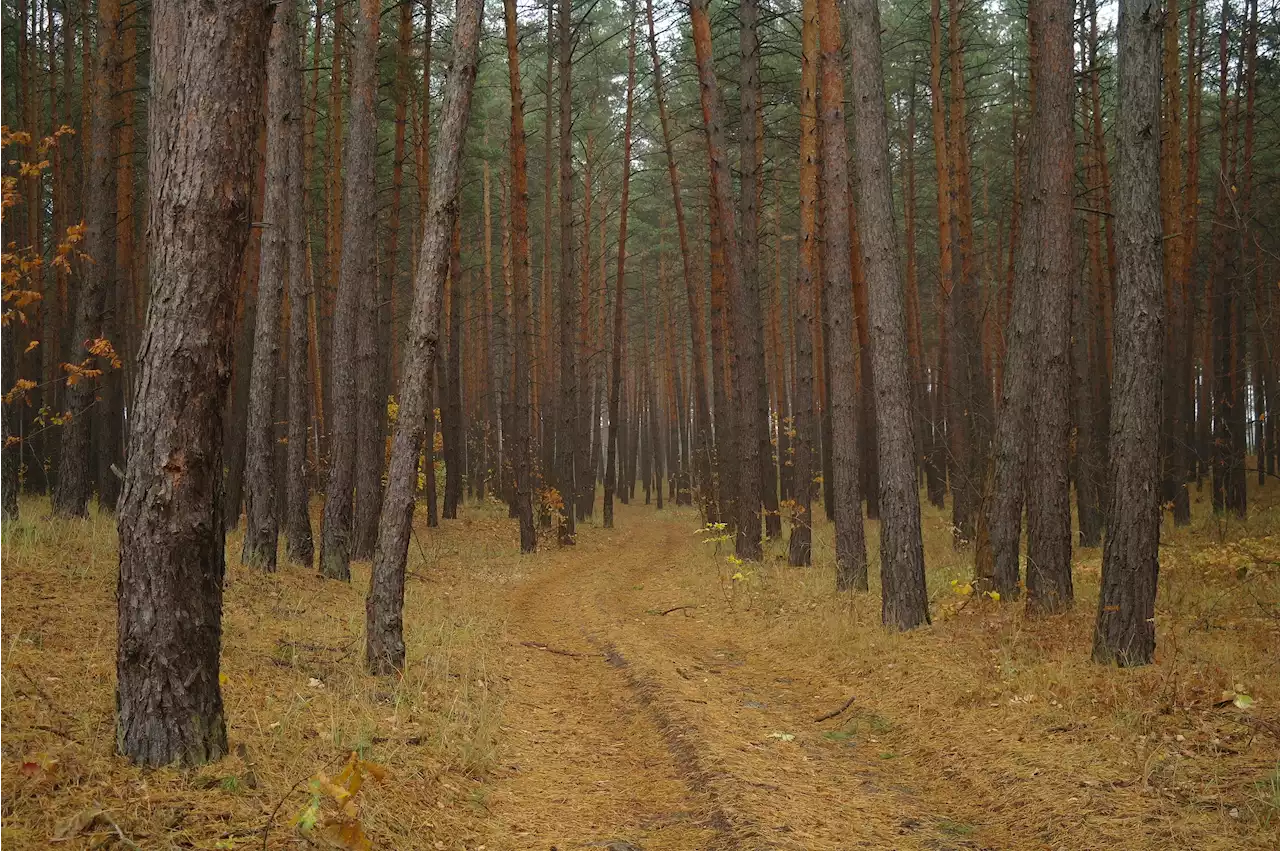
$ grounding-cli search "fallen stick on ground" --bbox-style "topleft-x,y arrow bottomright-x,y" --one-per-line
519,641 -> 590,658
659,605 -> 698,615
813,695 -> 857,723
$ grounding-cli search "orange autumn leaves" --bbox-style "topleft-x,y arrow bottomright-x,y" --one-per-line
2,125 -> 120,436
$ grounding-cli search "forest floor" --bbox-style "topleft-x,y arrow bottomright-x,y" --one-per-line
2,485 -> 1279,850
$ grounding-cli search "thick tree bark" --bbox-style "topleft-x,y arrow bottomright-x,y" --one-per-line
54,0 -> 119,518
1093,0 -> 1163,667
818,0 -> 866,589
365,0 -> 483,674
844,0 -> 930,629
320,0 -> 380,579
690,0 -> 761,560
243,0 -> 298,570
116,0 -> 268,765
788,0 -> 819,568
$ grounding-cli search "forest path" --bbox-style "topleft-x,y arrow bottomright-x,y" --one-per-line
482,503 -> 979,851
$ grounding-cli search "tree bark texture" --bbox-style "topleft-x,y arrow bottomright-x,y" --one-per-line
116,0 -> 268,765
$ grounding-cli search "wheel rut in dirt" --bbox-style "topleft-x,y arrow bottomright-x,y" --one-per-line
485,507 -> 989,851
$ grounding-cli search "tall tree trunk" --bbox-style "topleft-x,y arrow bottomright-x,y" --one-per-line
320,0 -> 381,580
740,0 -> 775,545
644,0 -> 713,522
604,0 -> 638,530
285,0 -> 315,568
54,0 -> 119,518
690,0 -> 761,560
844,0 -> 930,630
555,0 -> 578,544
788,0 -> 819,568
818,0 -> 866,589
116,0 -> 267,764
1025,0 -> 1076,614
1093,0 -> 1163,667
243,0 -> 299,570
365,0 -> 483,673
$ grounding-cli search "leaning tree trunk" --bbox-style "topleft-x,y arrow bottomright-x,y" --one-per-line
819,0 -> 866,590
116,0 -> 268,765
844,0 -> 930,630
242,0 -> 297,570
1093,0 -> 1163,667
320,0 -> 380,580
365,0 -> 483,674
54,0 -> 119,518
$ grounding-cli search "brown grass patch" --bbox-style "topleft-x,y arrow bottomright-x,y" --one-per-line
1,498 -> 512,850
680,485 -> 1280,849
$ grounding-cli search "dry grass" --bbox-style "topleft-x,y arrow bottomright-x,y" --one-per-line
1,497 -> 512,850
688,483 -> 1280,849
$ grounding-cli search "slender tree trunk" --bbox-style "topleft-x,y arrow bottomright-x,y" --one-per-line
243,0 -> 299,570
320,0 -> 380,580
116,0 -> 267,764
1025,0 -> 1076,614
844,0 -> 930,629
54,0 -> 119,518
444,219 -> 464,518
556,0 -> 578,544
604,1 -> 638,529
818,0 -> 866,589
644,0 -> 713,522
740,0 -> 774,546
285,0 -> 315,568
1094,0 -> 1163,667
365,0 -> 483,673
690,0 -> 761,560
788,0 -> 819,568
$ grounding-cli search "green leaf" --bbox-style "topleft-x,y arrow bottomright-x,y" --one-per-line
1233,693 -> 1254,710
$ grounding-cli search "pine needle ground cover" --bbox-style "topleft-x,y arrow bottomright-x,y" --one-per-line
1,500 -> 507,849
2,491 -> 1278,850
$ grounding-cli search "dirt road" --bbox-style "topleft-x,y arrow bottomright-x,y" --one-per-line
482,505 -> 983,851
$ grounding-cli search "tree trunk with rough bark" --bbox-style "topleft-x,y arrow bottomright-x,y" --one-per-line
243,0 -> 298,570
819,0 -> 866,589
320,0 -> 380,580
116,0 -> 268,764
844,0 -> 930,629
1093,0 -> 1163,667
365,0 -> 483,674
789,0 -> 819,568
